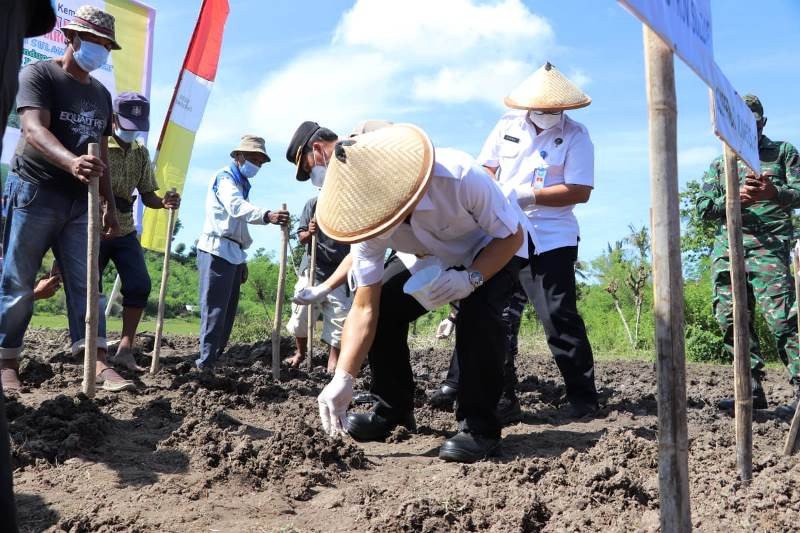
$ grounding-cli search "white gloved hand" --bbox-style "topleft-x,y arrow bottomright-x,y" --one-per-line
318,368 -> 355,436
435,317 -> 455,339
426,270 -> 474,309
293,284 -> 331,305
512,184 -> 536,208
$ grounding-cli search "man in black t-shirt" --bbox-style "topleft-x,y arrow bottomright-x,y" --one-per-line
0,5 -> 133,394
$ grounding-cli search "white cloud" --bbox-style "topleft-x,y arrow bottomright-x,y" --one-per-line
192,0 -> 559,150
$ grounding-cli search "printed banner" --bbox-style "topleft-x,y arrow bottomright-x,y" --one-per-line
140,0 -> 229,253
1,0 -> 156,177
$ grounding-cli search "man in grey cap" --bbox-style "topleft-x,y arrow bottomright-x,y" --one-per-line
195,135 -> 289,370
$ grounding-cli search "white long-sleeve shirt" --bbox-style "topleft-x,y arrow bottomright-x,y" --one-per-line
197,166 -> 268,264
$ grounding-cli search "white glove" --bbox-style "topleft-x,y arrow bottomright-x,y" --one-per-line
318,368 -> 355,436
293,284 -> 331,305
512,184 -> 536,208
435,317 -> 455,339
426,270 -> 474,309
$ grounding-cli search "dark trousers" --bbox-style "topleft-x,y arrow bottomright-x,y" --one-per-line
445,241 -> 597,403
370,255 -> 523,438
196,251 -> 243,369
99,232 -> 152,308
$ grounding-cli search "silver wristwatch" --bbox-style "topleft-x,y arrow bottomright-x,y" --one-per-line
468,270 -> 484,289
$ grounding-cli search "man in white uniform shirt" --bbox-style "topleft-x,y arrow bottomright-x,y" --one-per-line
433,63 -> 599,418
293,124 -> 528,463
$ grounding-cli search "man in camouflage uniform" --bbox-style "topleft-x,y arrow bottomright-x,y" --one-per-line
696,94 -> 800,416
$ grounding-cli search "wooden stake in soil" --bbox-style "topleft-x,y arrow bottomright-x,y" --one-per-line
105,274 -> 121,317
271,203 -> 289,380
722,145 -> 753,480
305,233 -> 318,371
783,246 -> 800,456
82,143 -> 101,397
643,27 -> 692,532
150,188 -> 178,375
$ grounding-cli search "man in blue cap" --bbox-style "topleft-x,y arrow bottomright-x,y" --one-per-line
101,92 -> 181,372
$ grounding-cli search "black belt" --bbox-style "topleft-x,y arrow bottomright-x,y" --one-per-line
222,235 -> 243,248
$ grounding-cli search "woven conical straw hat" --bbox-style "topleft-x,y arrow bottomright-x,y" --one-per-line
317,124 -> 434,244
504,62 -> 591,111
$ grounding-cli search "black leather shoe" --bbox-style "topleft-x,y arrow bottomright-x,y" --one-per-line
775,379 -> 800,418
438,431 -> 500,463
344,406 -> 416,442
496,395 -> 523,426
568,397 -> 599,418
428,384 -> 458,410
718,374 -> 768,410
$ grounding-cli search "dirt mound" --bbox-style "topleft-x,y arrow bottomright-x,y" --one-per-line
160,413 -> 367,501
8,394 -> 110,468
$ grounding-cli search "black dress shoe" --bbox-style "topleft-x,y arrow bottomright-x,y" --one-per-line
718,374 -> 768,410
496,394 -> 523,426
345,406 -> 416,442
428,384 -> 458,410
568,397 -> 599,418
438,431 -> 500,463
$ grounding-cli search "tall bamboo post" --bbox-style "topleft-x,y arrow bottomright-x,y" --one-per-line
82,143 -> 101,397
150,188 -> 177,374
643,27 -> 691,531
271,203 -> 289,380
305,233 -> 318,370
783,247 -> 800,456
722,145 -> 753,480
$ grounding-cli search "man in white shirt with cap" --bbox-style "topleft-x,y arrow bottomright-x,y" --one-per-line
433,63 -> 599,418
293,124 -> 528,463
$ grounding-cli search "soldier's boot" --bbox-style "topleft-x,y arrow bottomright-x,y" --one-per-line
718,373 -> 768,410
775,378 -> 800,418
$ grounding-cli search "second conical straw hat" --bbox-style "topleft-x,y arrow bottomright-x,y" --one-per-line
504,62 -> 591,111
317,124 -> 435,244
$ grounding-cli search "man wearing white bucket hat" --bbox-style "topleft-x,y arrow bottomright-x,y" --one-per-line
433,62 -> 600,418
293,123 -> 528,463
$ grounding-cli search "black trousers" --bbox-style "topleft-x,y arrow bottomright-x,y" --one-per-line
370,255 -> 523,438
445,241 -> 597,403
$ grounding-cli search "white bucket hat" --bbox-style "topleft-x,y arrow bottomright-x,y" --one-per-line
504,62 -> 591,111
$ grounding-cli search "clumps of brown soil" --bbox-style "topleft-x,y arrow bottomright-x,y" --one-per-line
57,509 -> 146,533
18,357 -> 55,386
160,414 -> 368,501
7,394 -> 110,468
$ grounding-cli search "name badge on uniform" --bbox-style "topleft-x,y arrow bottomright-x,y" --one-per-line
533,167 -> 547,190
503,134 -> 520,143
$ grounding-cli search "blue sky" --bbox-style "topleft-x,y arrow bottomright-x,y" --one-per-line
141,0 -> 800,263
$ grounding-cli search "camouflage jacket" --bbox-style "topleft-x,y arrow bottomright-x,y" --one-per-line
696,135 -> 800,255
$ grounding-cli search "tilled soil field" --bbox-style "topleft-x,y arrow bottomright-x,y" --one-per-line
6,329 -> 800,532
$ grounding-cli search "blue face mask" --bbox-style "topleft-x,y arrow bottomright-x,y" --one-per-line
115,128 -> 138,143
72,36 -> 109,73
239,160 -> 260,178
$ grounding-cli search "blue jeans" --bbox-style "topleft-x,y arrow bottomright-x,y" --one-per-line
0,177 -> 107,359
99,231 -> 151,308
196,250 -> 242,368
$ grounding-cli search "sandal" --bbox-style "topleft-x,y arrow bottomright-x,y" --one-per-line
95,367 -> 135,392
109,348 -> 145,372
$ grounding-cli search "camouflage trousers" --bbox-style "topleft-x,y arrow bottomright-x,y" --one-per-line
712,244 -> 800,379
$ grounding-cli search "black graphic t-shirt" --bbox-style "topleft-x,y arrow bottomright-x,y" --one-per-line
12,60 -> 112,195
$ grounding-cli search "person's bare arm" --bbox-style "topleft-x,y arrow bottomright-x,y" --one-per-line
334,283 -> 381,376
318,253 -> 352,292
19,108 -> 104,180
470,223 -> 524,280
533,184 -> 592,207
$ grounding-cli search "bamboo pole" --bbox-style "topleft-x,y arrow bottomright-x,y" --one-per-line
723,145 -> 752,481
105,274 -> 121,317
82,143 -> 101,397
643,27 -> 691,531
783,247 -> 800,456
305,233 -> 318,370
150,188 -> 177,375
271,203 -> 289,380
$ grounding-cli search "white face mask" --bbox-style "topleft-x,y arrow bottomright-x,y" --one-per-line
310,147 -> 328,188
529,111 -> 562,130
115,128 -> 138,143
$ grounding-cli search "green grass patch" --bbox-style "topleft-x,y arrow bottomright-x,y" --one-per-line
29,314 -> 199,336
